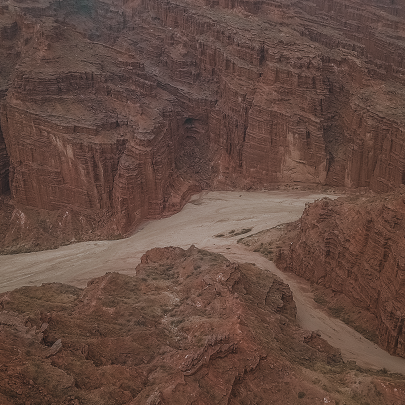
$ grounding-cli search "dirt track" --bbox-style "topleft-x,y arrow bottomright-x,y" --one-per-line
1,190 -> 405,373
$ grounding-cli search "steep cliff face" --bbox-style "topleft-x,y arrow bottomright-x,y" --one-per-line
1,0 -> 405,250
0,7 -> 20,196
279,190 -> 405,358
294,0 -> 405,191
0,14 -> 211,245
0,126 -> 9,195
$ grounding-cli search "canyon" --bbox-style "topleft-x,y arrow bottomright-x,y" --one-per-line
1,0 -> 405,401
1,190 -> 405,404
1,0 -> 405,251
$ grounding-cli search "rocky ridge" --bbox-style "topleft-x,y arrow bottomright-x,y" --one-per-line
1,0 -> 405,250
1,246 -> 405,404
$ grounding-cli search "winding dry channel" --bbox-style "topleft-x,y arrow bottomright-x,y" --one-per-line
1,190 -> 405,374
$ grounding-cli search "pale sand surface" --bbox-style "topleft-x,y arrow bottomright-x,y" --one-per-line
1,190 -> 405,373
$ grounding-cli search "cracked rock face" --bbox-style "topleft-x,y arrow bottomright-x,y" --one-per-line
1,0 -> 405,251
277,189 -> 405,359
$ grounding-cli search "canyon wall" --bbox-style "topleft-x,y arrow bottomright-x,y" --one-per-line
0,7 -> 20,195
278,190 -> 405,358
1,0 -> 405,250
0,125 -> 8,195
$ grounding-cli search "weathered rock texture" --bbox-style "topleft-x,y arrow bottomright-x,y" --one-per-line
1,246 -> 404,404
276,189 -> 405,358
2,0 -> 405,250
0,6 -> 19,196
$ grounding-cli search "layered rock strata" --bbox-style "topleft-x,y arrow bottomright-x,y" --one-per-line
1,246 -> 404,404
0,7 -> 20,196
1,0 -> 405,250
0,126 -> 9,195
277,189 -> 405,358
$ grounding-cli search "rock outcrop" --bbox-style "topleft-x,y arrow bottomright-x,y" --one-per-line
277,189 -> 405,358
1,245 -> 404,404
1,0 -> 405,250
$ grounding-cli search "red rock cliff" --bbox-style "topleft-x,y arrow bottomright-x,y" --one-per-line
1,0 -> 405,250
0,7 -> 20,195
279,190 -> 405,358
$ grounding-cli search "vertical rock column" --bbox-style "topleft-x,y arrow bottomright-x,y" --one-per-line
0,123 -> 9,194
112,120 -> 178,234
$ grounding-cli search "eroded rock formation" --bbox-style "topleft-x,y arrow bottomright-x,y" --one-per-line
275,189 -> 405,358
1,246 -> 404,404
1,0 -> 405,250
0,6 -> 19,195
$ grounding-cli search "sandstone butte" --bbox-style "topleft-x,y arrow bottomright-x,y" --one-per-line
1,0 -> 405,251
1,245 -> 405,405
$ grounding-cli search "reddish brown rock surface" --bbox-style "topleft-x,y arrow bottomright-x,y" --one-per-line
1,245 -> 404,404
0,6 -> 19,196
275,189 -> 405,359
1,0 -> 405,251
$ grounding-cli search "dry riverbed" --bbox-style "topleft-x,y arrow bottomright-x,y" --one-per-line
1,189 -> 404,374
